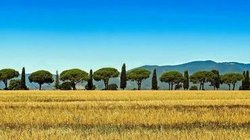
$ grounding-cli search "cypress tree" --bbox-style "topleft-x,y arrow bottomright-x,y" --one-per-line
151,69 -> 158,90
183,71 -> 189,90
55,71 -> 60,89
245,71 -> 250,90
211,70 -> 220,90
87,69 -> 94,90
241,71 -> 246,90
242,71 -> 250,90
20,67 -> 28,90
120,63 -> 127,90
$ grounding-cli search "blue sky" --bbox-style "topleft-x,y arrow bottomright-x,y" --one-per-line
1,0 -> 250,73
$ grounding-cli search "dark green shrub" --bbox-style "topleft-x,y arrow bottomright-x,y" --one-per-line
108,84 -> 118,90
85,84 -> 96,90
175,84 -> 182,90
190,85 -> 198,90
9,80 -> 22,90
59,82 -> 72,90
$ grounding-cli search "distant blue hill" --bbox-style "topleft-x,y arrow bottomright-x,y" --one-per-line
139,60 -> 250,75
137,60 -> 250,90
1,60 -> 250,90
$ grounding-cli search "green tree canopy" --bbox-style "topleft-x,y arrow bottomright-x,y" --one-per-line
190,71 -> 214,90
0,69 -> 19,89
127,68 -> 151,90
60,69 -> 88,90
222,73 -> 243,90
94,68 -> 119,90
29,70 -> 54,90
160,71 -> 184,90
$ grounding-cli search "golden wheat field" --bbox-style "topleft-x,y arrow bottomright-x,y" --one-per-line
0,91 -> 249,140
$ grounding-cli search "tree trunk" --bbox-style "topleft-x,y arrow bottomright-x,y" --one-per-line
3,80 -> 8,90
168,83 -> 171,90
39,84 -> 42,90
200,83 -> 204,90
72,83 -> 76,90
228,84 -> 231,90
233,83 -> 236,90
104,79 -> 109,90
171,82 -> 174,90
137,80 -> 142,90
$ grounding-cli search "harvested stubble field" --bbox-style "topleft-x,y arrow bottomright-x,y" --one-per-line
0,91 -> 249,140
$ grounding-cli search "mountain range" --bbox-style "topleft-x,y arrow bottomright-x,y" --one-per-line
139,60 -> 250,75
137,60 -> 250,90
1,60 -> 250,90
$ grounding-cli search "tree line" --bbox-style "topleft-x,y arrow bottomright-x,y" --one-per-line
0,64 -> 249,91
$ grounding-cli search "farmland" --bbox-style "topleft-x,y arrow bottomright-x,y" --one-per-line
0,91 -> 249,140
